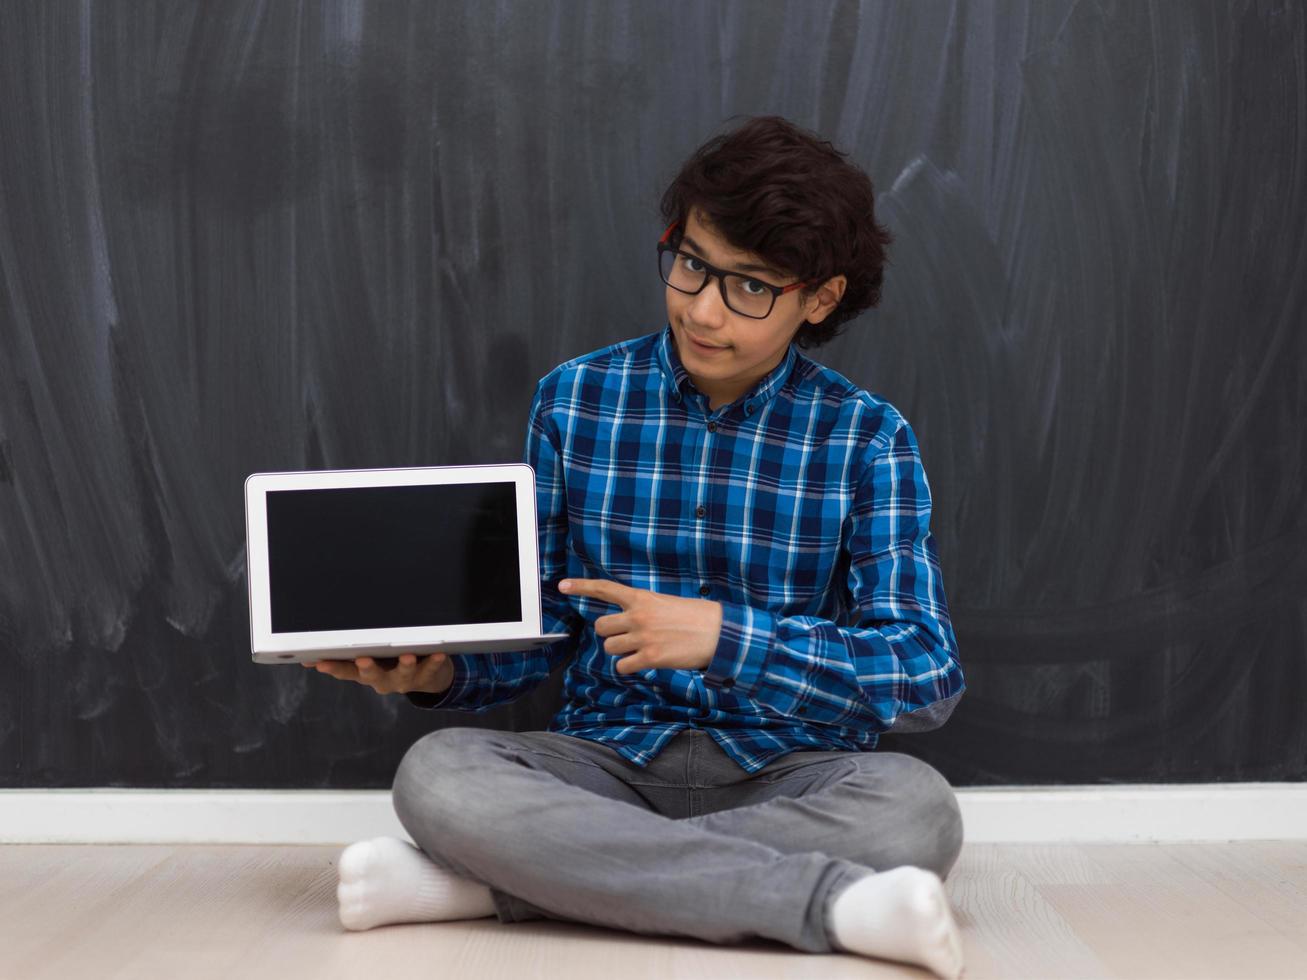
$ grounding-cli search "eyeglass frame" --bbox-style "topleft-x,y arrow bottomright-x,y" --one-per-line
656,220 -> 819,320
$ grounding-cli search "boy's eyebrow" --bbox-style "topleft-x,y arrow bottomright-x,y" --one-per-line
680,234 -> 782,278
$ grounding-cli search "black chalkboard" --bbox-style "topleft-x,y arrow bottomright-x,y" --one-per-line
2,1 -> 1303,788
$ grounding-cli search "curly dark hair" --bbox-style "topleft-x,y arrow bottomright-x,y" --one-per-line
659,115 -> 891,349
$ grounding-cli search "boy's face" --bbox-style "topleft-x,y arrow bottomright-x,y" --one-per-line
665,206 -> 844,410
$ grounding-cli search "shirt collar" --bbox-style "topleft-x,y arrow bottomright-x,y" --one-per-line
655,323 -> 797,416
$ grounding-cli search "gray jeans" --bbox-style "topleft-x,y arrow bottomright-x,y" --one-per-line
391,726 -> 963,953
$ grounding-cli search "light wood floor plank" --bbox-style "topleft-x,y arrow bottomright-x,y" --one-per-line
946,846 -> 1115,979
2,842 -> 1305,980
1156,841 -> 1307,955
1032,844 -> 1307,980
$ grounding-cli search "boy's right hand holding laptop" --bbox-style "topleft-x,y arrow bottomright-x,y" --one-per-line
302,653 -> 454,696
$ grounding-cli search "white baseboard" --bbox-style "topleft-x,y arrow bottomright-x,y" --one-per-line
1,784 -> 1304,845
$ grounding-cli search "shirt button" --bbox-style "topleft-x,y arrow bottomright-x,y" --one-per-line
695,505 -> 707,518
699,584 -> 711,596
797,706 -> 808,715
721,677 -> 735,689
707,421 -> 718,432
745,404 -> 755,415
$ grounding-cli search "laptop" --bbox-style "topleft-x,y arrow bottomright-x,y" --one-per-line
244,463 -> 571,664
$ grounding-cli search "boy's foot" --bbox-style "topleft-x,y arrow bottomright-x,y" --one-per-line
826,866 -> 964,979
336,835 -> 496,930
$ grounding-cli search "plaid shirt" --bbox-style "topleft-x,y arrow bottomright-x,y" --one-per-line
407,325 -> 964,773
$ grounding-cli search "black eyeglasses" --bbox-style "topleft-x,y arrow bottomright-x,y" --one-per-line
656,221 -> 816,320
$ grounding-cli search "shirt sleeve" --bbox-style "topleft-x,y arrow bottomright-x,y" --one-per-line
407,380 -> 581,712
702,418 -> 964,734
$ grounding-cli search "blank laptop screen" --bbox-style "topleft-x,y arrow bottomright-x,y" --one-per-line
265,482 -> 522,633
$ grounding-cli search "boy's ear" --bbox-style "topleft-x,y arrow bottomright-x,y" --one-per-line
804,275 -> 848,325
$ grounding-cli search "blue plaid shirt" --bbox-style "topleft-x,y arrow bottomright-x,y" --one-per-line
408,325 -> 964,773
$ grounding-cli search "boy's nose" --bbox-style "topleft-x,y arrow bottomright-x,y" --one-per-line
688,277 -> 729,326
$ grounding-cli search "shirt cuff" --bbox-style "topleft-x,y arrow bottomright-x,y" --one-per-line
703,601 -> 777,696
403,657 -> 469,710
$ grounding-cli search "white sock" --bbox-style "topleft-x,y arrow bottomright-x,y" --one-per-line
336,835 -> 496,931
826,866 -> 964,979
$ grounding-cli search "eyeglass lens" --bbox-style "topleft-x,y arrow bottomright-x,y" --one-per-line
659,249 -> 775,318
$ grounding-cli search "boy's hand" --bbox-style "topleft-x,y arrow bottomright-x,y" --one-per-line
559,578 -> 723,675
301,653 -> 454,696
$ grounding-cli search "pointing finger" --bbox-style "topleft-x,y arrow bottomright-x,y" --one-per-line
559,578 -> 636,607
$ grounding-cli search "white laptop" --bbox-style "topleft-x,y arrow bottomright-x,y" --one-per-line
244,463 -> 571,664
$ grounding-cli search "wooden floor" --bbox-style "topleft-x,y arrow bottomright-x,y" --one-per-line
1,842 -> 1305,979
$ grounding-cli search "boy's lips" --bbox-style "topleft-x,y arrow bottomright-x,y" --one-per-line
688,334 -> 729,352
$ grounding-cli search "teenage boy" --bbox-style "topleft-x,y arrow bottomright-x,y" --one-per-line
307,115 -> 966,979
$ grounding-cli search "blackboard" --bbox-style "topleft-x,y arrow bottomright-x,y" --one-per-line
2,1 -> 1303,788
